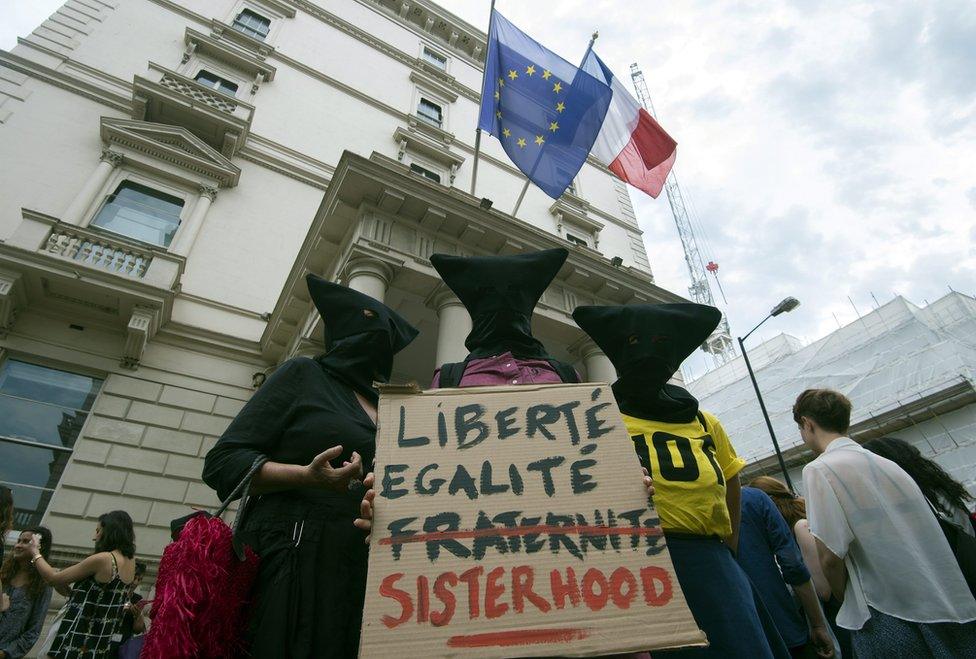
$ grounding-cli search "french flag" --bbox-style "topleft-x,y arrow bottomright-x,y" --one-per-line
583,51 -> 677,198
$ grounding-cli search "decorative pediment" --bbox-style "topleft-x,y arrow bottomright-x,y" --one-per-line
100,117 -> 241,187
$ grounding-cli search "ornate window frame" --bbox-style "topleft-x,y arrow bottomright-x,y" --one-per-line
181,27 -> 277,98
78,118 -> 240,255
221,0 -> 296,47
550,198 -> 604,250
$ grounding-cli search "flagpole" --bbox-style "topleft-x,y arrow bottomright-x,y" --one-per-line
470,0 -> 496,196
511,179 -> 530,215
511,29 -> 599,217
581,30 -> 599,62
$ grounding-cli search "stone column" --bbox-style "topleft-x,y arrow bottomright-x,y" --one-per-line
343,257 -> 394,302
429,288 -> 470,365
63,149 -> 123,225
578,339 -> 616,384
169,184 -> 218,256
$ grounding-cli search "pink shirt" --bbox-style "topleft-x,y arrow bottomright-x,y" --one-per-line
430,351 -> 568,388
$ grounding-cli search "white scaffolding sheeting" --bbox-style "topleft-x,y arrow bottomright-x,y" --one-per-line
688,293 -> 976,465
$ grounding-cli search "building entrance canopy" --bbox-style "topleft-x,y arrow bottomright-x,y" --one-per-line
261,151 -> 684,383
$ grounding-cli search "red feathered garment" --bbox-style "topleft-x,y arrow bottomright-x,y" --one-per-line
141,514 -> 260,658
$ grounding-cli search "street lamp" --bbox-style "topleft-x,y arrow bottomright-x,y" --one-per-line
738,297 -> 801,492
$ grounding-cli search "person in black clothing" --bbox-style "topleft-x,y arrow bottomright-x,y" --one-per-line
203,274 -> 419,658
428,248 -> 579,386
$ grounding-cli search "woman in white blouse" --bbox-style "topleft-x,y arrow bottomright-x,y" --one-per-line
793,389 -> 976,657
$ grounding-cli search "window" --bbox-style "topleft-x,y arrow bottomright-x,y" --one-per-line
194,70 -> 239,97
91,181 -> 185,248
410,163 -> 442,183
417,98 -> 443,128
566,232 -> 590,247
232,8 -> 271,41
0,360 -> 102,527
422,46 -> 447,70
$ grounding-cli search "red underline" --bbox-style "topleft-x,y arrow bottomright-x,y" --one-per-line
377,524 -> 663,546
447,627 -> 591,648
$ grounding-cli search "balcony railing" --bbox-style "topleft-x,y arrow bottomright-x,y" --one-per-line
3,210 -> 185,292
159,73 -> 239,113
44,228 -> 153,278
132,63 -> 255,156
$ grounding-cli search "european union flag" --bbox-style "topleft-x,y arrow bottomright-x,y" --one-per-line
478,10 -> 611,199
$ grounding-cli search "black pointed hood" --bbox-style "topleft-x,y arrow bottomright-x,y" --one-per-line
306,274 -> 419,403
572,303 -> 721,422
430,248 -> 567,359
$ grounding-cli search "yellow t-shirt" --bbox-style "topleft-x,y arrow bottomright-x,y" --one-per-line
623,410 -> 746,538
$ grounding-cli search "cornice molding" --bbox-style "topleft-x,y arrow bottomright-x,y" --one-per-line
409,69 -> 458,103
393,126 -> 463,167
238,133 -> 335,189
261,150 -> 685,359
154,319 -> 267,364
353,0 -> 486,64
250,0 -> 298,19
287,0 -> 480,103
0,47 -> 130,113
550,198 -> 605,233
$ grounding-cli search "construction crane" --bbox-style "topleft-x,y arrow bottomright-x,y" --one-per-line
629,62 -> 736,366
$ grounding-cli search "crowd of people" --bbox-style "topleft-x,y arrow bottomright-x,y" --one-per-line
0,492 -> 148,659
201,249 -> 976,658
2,248 -> 975,658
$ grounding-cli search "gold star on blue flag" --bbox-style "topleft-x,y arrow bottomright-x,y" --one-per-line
478,10 -> 611,199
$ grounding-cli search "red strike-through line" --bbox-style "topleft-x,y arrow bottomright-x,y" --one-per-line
447,627 -> 591,647
377,524 -> 663,546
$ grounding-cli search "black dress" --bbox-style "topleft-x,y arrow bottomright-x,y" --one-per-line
203,357 -> 376,658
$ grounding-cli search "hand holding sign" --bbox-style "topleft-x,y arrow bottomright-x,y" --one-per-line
355,472 -> 378,542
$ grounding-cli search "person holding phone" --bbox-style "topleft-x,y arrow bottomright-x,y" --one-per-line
0,527 -> 53,659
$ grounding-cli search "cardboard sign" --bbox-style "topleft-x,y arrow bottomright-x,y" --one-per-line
360,383 -> 706,657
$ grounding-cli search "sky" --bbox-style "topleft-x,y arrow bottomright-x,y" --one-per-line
3,1 -> 975,380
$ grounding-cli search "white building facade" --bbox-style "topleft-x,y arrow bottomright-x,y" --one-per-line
0,0 -> 682,576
